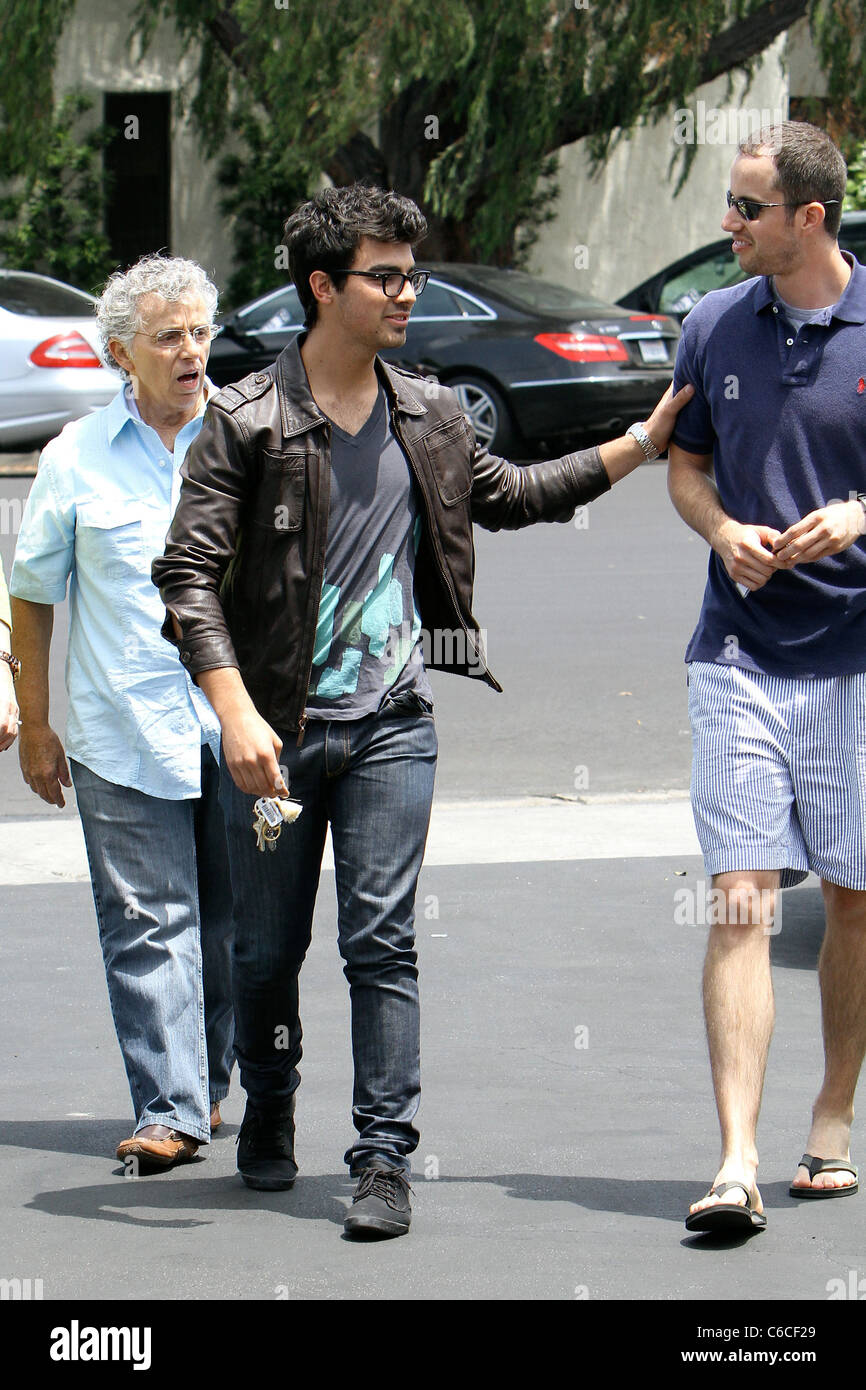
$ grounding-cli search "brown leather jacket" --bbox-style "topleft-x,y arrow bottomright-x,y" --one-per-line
153,336 -> 611,735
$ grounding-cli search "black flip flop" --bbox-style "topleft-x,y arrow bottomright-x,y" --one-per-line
789,1153 -> 858,1199
685,1180 -> 767,1233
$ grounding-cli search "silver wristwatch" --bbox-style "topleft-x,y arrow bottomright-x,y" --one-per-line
626,422 -> 660,461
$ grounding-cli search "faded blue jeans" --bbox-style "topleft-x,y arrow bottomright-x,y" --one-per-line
219,695 -> 437,1175
71,746 -> 234,1144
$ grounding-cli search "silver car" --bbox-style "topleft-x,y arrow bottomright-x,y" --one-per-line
0,270 -> 120,448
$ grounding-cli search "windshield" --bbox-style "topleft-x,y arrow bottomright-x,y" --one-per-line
464,266 -> 613,314
0,273 -> 96,317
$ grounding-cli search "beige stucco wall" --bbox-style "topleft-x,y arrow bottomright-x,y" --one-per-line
786,13 -> 828,98
528,32 -> 791,304
55,0 -> 236,294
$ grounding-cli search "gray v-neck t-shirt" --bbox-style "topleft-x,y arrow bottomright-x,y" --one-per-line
305,388 -> 433,720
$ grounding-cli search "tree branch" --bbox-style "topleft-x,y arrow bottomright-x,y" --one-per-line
698,0 -> 807,83
554,0 -> 809,149
204,4 -> 250,76
325,131 -> 389,188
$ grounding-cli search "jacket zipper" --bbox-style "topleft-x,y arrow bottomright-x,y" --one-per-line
293,421 -> 331,742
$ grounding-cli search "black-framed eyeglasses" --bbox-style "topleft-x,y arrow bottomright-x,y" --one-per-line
726,190 -> 840,222
339,269 -> 430,297
136,325 -> 222,349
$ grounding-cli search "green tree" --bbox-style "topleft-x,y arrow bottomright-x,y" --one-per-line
130,0 -> 866,300
4,1 -> 866,298
845,139 -> 866,210
0,92 -> 114,291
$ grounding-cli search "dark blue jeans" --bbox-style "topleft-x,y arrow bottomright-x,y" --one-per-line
219,697 -> 437,1175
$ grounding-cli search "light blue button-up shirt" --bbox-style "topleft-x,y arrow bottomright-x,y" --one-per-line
11,384 -> 220,798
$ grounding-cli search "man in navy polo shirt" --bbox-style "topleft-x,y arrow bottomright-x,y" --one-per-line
669,121 -> 866,1235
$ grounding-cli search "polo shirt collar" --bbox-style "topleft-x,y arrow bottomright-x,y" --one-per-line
753,251 -> 866,324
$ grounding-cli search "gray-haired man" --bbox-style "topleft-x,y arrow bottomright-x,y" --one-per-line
11,255 -> 234,1169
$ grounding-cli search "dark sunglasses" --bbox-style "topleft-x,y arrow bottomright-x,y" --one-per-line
726,190 -> 840,222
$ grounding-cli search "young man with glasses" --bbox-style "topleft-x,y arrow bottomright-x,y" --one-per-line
154,183 -> 691,1238
668,122 -> 866,1234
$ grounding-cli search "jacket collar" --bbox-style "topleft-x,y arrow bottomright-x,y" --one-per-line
274,331 -> 427,438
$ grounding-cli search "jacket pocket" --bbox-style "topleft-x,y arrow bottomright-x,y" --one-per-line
253,450 -> 307,532
422,418 -> 473,506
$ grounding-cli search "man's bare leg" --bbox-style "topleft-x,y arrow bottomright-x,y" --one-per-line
792,882 -> 866,1193
689,871 -> 779,1216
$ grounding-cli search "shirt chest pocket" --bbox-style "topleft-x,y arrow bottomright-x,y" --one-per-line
75,501 -> 154,578
253,451 -> 307,533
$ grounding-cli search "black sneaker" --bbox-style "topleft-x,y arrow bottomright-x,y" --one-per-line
343,1164 -> 412,1238
236,1100 -> 297,1190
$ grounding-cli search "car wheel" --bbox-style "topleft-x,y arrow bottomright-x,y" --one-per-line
447,376 -> 516,455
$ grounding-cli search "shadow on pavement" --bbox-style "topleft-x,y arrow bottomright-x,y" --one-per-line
25,1172 -> 352,1229
472,1172 -> 797,1220
0,1117 -> 241,1160
24,1169 -> 796,1233
7,1117 -> 805,1223
0,1118 -> 142,1160
770,883 -> 825,970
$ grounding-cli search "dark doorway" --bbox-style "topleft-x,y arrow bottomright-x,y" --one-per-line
103,92 -> 171,269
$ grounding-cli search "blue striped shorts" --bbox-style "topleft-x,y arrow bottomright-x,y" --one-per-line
687,662 -> 866,890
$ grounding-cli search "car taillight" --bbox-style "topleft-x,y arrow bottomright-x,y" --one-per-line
628,313 -> 678,331
29,332 -> 102,368
534,332 -> 629,362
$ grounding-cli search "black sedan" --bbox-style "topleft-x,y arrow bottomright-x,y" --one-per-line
207,264 -> 679,458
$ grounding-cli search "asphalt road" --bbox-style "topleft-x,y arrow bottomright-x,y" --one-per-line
1,459 -> 861,1340
0,462 -> 708,817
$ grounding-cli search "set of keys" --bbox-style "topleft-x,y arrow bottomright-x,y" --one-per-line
252,794 -> 303,852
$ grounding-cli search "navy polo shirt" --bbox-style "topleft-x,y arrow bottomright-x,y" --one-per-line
671,255 -> 866,677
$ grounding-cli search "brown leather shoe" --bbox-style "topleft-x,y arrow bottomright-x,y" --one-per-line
210,1102 -> 222,1132
116,1125 -> 199,1170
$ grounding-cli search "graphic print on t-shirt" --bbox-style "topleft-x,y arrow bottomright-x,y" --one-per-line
306,389 -> 432,719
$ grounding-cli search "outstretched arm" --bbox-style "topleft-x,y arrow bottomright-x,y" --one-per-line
471,381 -> 694,530
597,382 -> 694,484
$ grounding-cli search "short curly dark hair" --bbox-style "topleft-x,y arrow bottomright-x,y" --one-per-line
282,184 -> 428,329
